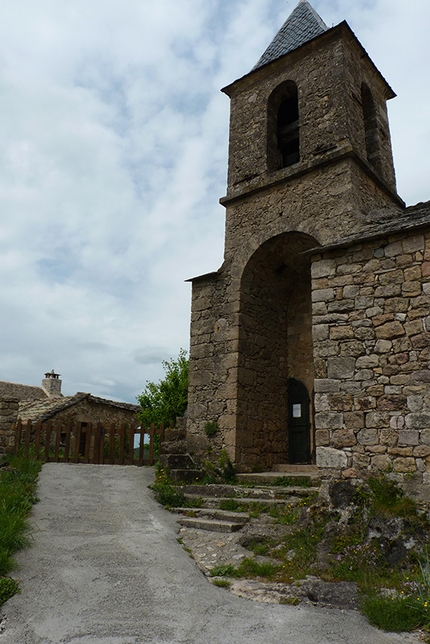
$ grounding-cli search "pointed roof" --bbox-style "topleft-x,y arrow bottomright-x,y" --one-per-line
253,0 -> 328,71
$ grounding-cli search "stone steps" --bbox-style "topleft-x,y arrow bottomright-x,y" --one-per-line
179,483 -> 319,500
183,494 -> 312,509
175,508 -> 249,533
174,477 -> 320,533
236,471 -> 320,486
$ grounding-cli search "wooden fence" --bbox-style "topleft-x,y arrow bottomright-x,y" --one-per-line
12,418 -> 167,466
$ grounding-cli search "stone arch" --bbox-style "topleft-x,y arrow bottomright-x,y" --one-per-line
235,231 -> 319,470
267,81 -> 300,171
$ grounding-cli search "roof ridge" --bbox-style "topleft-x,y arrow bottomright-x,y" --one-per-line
252,0 -> 328,71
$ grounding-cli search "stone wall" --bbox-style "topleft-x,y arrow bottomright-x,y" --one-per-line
0,399 -> 19,454
312,228 -> 430,486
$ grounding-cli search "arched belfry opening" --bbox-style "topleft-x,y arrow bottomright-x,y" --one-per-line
361,82 -> 382,174
267,81 -> 300,171
236,232 -> 318,470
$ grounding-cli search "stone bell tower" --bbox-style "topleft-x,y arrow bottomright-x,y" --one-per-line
187,0 -> 404,471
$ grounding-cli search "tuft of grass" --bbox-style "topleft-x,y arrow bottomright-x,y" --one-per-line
0,453 -> 41,606
0,577 -> 20,605
210,558 -> 281,580
212,578 -> 231,588
151,482 -> 185,508
219,498 -> 240,512
273,476 -> 312,488
361,594 -> 423,632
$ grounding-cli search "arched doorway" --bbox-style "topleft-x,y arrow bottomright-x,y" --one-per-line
236,231 -> 318,470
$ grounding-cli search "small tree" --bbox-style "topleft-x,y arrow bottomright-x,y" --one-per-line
137,349 -> 189,427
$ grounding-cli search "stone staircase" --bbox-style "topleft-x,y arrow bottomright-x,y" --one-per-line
159,421 -> 202,483
172,470 -> 320,533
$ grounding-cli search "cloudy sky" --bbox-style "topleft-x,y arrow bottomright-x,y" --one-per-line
0,0 -> 429,403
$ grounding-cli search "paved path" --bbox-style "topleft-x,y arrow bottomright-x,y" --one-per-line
0,464 -> 420,644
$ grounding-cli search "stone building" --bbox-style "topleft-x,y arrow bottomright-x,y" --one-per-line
186,0 -> 430,487
0,371 -> 140,453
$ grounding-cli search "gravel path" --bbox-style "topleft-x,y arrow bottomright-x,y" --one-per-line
0,463 -> 421,644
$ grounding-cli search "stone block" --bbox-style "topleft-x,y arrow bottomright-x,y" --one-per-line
315,429 -> 330,447
420,430 -> 430,446
314,412 -> 343,430
312,288 -> 334,302
312,259 -> 336,278
377,395 -> 407,412
329,325 -> 354,340
343,411 -> 364,429
405,320 -> 423,336
402,235 -> 424,253
357,429 -> 379,445
353,452 -> 370,469
375,339 -> 392,353
398,430 -> 420,446
331,429 -> 356,449
404,266 -> 422,281
388,447 -> 413,457
356,355 -> 379,369
316,447 -> 348,469
413,445 -> 430,458
411,370 -> 430,383
375,321 -> 405,340
371,454 -> 392,470
343,285 -> 360,298
407,396 -> 424,412
402,281 -> 422,297
327,356 -> 355,379
312,324 -> 329,341
406,413 -> 430,430
314,379 -> 340,393
314,394 -> 330,412
365,412 -> 389,429
393,457 -> 416,473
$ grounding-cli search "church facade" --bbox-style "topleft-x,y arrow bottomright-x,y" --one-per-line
186,1 -> 430,487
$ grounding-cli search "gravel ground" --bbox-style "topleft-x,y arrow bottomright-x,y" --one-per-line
0,463 -> 422,644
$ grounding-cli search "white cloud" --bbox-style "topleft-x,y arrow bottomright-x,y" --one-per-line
0,0 -> 429,402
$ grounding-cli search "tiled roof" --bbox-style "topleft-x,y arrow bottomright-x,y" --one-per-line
253,0 -> 328,71
0,381 -> 48,402
18,392 -> 140,422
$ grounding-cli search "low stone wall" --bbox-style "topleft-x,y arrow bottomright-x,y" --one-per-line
0,398 -> 19,454
311,228 -> 430,493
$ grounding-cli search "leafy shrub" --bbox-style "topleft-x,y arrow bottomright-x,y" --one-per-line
137,349 -> 188,427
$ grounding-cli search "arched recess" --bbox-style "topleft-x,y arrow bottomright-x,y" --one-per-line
361,83 -> 382,174
236,232 -> 318,470
267,81 -> 300,171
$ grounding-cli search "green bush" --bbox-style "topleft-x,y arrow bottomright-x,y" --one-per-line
137,349 -> 188,427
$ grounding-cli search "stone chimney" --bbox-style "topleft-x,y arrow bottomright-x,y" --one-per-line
42,370 -> 62,398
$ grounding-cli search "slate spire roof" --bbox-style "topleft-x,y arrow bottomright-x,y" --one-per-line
253,0 -> 328,71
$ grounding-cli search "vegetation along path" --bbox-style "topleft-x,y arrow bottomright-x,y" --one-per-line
0,464 -> 421,644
